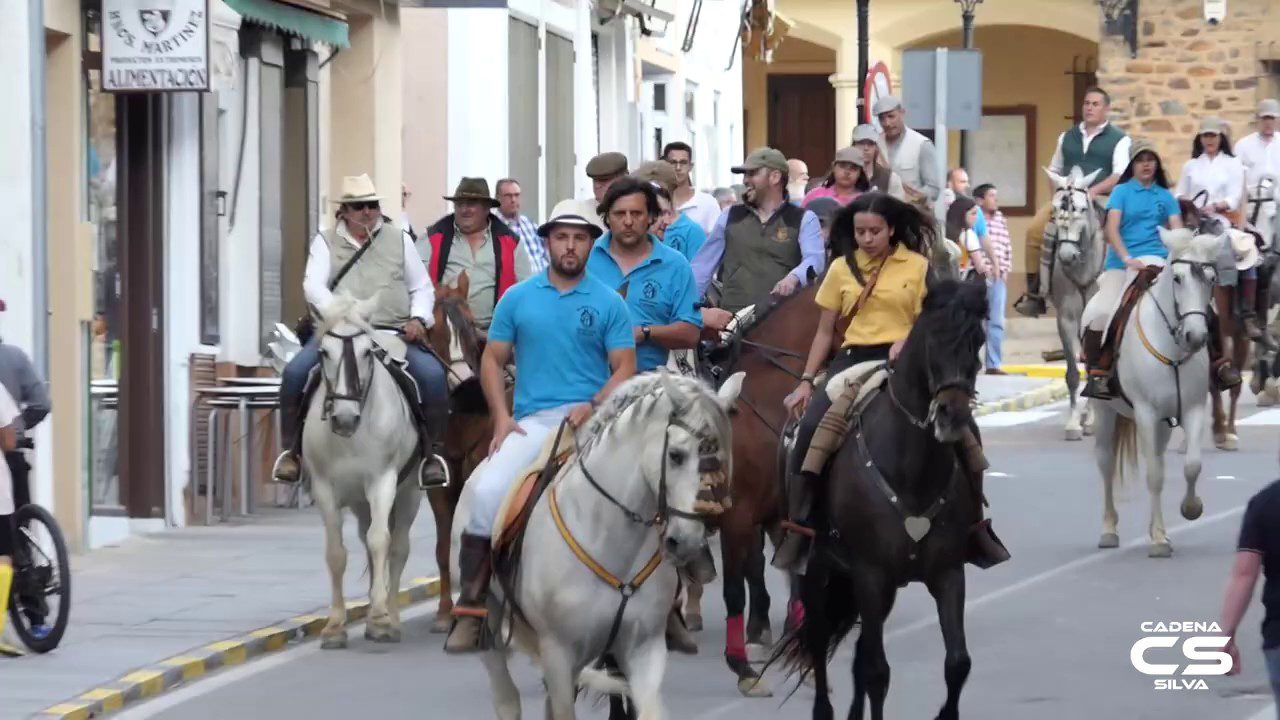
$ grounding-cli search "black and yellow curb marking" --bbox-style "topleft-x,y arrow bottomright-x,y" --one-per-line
35,576 -> 441,720
974,380 -> 1070,417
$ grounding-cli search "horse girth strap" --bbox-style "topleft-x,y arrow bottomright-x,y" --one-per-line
1136,311 -> 1177,367
854,419 -> 956,553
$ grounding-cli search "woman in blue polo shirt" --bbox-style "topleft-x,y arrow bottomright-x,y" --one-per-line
1080,141 -> 1183,399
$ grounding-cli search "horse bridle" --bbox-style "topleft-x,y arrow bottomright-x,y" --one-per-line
1135,258 -> 1216,427
885,338 -> 976,430
319,328 -> 377,429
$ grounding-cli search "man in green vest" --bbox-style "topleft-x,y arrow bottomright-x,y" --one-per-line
690,147 -> 825,330
1014,87 -> 1132,317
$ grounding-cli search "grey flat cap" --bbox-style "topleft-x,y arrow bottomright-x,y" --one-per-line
586,152 -> 629,179
1260,99 -> 1280,118
872,95 -> 903,116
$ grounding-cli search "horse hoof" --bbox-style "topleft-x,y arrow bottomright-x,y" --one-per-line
1149,542 -> 1173,558
1218,434 -> 1239,452
736,676 -> 773,698
1098,533 -> 1120,549
1182,497 -> 1204,521
1064,427 -> 1083,442
320,632 -> 348,650
1259,393 -> 1276,408
430,614 -> 453,634
364,623 -> 400,643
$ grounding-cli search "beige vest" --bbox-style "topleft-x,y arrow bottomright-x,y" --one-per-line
324,221 -> 411,328
888,128 -> 929,193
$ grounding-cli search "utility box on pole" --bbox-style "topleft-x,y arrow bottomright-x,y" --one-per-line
900,48 -> 982,219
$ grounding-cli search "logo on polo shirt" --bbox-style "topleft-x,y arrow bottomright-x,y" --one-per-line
642,280 -> 660,300
577,306 -> 600,335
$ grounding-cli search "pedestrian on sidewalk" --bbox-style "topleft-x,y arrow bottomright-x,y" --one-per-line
1219,470 -> 1280,705
975,184 -> 1013,374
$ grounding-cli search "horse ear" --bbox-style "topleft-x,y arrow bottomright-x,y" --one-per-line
456,270 -> 471,299
716,371 -> 746,411
1080,168 -> 1102,188
658,368 -> 690,415
1043,167 -> 1066,188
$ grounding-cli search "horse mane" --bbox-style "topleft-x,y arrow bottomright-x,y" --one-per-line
579,372 -> 728,453
914,278 -> 988,357
315,294 -> 375,337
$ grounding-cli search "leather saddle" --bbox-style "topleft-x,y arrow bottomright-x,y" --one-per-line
1095,264 -> 1164,396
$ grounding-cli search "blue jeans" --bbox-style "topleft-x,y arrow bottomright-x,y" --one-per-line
280,337 -> 448,416
984,277 -> 1007,370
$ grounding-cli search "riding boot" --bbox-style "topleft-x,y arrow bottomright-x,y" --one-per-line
956,428 -> 1010,569
271,394 -> 305,484
1208,310 -> 1244,391
1014,273 -> 1048,318
666,600 -> 699,655
418,403 -> 451,490
772,469 -> 817,573
1240,276 -> 1273,348
444,533 -> 493,654
1080,328 -> 1115,400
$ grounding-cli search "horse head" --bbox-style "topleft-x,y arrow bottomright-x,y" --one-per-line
1045,165 -> 1102,268
429,270 -> 482,389
1157,226 -> 1220,352
581,370 -> 743,566
314,292 -> 381,437
895,278 -> 987,443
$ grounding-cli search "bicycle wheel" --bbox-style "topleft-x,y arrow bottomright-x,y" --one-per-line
8,504 -> 71,653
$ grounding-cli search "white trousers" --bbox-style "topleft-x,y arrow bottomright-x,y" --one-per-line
1081,255 -> 1168,334
464,404 -> 574,537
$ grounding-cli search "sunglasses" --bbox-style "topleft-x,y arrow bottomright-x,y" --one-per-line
347,201 -> 380,211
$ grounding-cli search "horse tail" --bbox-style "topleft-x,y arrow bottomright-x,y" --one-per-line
578,666 -> 632,697
1112,414 -> 1138,490
764,563 -> 859,694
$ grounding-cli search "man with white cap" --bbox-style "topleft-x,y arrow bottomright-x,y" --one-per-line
873,95 -> 941,211
274,174 -> 452,489
445,200 -> 637,654
1236,99 -> 1280,337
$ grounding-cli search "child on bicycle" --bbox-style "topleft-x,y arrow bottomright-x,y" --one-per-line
0,381 -> 21,656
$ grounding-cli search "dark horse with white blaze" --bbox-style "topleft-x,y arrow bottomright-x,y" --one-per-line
769,278 -> 989,720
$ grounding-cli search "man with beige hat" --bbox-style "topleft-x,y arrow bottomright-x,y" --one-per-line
275,174 -> 452,488
873,95 -> 941,209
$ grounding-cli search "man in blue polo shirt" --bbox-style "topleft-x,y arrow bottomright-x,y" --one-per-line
445,201 -> 637,654
588,176 -> 703,372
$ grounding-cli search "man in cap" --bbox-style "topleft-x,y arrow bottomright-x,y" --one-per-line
662,142 -> 723,235
1015,87 -> 1131,317
445,201 -> 637,654
424,178 -> 533,331
551,152 -> 630,231
275,174 -> 452,488
1235,99 -> 1280,332
633,159 -> 707,262
690,147 -> 825,328
873,95 -> 942,211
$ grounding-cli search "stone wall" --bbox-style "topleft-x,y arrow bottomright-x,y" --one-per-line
1097,0 -> 1272,179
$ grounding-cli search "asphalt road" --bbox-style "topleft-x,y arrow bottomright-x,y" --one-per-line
112,397 -> 1280,720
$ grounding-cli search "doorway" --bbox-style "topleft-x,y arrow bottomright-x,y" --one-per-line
767,74 -> 836,175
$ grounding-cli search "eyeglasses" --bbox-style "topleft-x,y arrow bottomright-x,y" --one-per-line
347,201 -> 380,211
667,159 -> 692,168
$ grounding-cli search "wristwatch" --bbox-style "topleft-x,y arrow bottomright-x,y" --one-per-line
641,325 -> 651,341
800,373 -> 816,385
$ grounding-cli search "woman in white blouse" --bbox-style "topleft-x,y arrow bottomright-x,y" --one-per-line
1176,116 -> 1267,342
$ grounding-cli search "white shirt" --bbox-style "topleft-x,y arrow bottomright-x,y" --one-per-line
1049,121 -> 1132,177
1234,132 -> 1280,186
0,384 -> 18,515
1176,152 -> 1246,219
302,219 -> 435,323
677,190 -> 723,236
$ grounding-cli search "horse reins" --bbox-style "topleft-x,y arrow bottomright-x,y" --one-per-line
320,329 -> 377,428
1047,185 -> 1099,302
1133,259 -> 1216,428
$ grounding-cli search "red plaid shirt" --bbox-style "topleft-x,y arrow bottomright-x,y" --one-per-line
982,210 -> 1013,275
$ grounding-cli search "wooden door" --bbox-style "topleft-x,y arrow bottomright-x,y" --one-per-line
767,74 -> 836,176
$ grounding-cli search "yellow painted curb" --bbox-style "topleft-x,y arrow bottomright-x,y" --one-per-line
1000,364 -> 1067,379
79,688 -> 124,712
159,655 -> 207,682
38,704 -> 92,720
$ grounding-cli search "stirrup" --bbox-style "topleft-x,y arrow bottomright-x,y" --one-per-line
271,451 -> 301,484
418,454 -> 451,490
1081,373 -> 1114,400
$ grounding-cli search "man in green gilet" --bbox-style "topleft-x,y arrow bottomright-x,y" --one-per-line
1014,87 -> 1132,317
690,147 -> 825,331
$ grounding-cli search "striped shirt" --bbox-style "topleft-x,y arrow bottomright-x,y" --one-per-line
983,210 -> 1013,274
495,211 -> 547,273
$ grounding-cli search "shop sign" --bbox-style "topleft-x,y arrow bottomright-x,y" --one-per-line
103,0 -> 210,92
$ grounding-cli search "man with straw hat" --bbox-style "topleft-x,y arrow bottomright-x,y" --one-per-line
274,174 -> 452,489
424,178 -> 532,331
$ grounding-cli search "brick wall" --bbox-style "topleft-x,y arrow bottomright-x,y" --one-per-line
1096,0 -> 1272,178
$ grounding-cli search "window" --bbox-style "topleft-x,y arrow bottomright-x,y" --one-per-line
654,127 -> 664,160
685,87 -> 696,121
654,82 -> 667,112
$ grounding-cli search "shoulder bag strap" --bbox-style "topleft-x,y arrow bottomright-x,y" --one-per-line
847,260 -> 885,321
328,226 -> 380,292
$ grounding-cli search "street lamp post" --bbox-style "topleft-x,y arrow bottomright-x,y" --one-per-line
956,0 -> 981,170
857,0 -> 870,125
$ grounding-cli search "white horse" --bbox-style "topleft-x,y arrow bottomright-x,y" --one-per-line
1045,166 -> 1106,441
305,295 -> 423,648
1244,174 -> 1280,407
452,371 -> 745,720
1093,227 -> 1220,558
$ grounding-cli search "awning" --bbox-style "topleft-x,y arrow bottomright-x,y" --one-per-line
223,0 -> 350,48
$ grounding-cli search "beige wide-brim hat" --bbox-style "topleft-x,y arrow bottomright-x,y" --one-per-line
537,199 -> 605,240
332,173 -> 383,204
1230,229 -> 1261,271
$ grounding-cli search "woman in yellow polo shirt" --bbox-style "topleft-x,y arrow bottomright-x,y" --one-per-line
772,192 -> 932,569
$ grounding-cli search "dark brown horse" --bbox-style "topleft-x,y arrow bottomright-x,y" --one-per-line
423,272 -> 500,632
770,278 -> 988,720
698,281 -> 823,696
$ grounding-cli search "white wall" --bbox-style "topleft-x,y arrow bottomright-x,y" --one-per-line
445,7 -> 510,201
0,2 -> 35,351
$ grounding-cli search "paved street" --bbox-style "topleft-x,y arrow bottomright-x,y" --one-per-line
86,389 -> 1279,720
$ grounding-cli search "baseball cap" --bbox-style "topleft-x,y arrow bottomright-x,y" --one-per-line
1199,116 -> 1227,135
1260,99 -> 1280,118
632,160 -> 679,194
1129,138 -> 1159,161
731,147 -> 789,174
872,95 -> 903,116
833,146 -> 861,164
851,124 -> 881,145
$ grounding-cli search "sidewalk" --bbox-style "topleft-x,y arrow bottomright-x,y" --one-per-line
975,372 -> 1068,415
3,508 -> 441,719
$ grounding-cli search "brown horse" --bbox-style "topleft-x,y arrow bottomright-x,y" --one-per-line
697,281 -> 823,697
423,272 -> 501,632
1180,199 -> 1249,451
